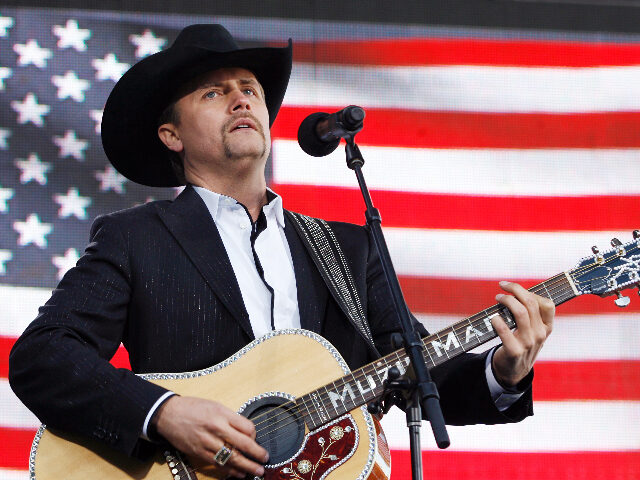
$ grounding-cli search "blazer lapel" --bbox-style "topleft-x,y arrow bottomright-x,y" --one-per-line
284,212 -> 328,334
156,185 -> 253,339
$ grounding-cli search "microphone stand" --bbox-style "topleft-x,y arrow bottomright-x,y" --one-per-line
343,136 -> 450,480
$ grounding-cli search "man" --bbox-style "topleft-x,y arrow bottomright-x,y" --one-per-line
9,24 -> 554,479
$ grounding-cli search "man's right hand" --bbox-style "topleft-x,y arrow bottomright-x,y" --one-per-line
153,396 -> 269,479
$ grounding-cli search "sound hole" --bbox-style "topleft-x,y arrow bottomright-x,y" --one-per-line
242,396 -> 305,465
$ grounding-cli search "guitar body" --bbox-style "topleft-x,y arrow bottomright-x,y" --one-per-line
27,233 -> 640,479
30,329 -> 391,480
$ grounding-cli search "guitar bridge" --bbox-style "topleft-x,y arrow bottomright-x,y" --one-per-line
163,449 -> 196,480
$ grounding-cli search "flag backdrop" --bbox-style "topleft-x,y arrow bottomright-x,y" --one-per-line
1,6 -> 639,480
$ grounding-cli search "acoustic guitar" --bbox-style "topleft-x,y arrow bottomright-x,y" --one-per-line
28,233 -> 640,480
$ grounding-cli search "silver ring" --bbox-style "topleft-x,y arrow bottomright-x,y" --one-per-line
213,443 -> 233,466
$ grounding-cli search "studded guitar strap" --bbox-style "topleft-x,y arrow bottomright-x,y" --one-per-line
286,211 -> 380,357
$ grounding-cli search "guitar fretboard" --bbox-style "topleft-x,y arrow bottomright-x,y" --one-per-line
297,273 -> 577,430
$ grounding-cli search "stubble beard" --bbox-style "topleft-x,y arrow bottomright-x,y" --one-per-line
221,113 -> 269,162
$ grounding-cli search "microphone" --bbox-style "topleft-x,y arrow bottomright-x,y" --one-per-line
297,105 -> 365,157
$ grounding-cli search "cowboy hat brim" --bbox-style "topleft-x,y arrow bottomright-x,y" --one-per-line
101,27 -> 292,187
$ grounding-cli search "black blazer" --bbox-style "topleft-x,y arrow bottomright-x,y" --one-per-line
9,185 -> 532,456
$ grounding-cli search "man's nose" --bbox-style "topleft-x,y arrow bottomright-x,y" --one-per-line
229,88 -> 251,113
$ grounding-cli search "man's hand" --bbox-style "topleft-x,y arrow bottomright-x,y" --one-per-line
153,396 -> 269,479
491,281 -> 555,388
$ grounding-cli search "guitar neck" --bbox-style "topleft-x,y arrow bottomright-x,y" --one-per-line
298,272 -> 578,430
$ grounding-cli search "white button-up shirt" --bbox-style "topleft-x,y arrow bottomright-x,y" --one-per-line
193,186 -> 300,338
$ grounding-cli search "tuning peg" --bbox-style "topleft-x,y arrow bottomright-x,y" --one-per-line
615,292 -> 630,308
592,246 -> 604,264
634,230 -> 640,240
611,238 -> 622,247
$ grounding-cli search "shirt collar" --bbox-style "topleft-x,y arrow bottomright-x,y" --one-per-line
264,187 -> 285,228
192,185 -> 285,228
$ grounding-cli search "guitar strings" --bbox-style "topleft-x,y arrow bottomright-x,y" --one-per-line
249,270 -> 590,437
248,271 -> 575,436
177,245 -> 639,477
246,245 -> 636,433
207,245 -> 639,447
250,271 -> 574,426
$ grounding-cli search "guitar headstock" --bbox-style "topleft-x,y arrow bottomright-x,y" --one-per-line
569,230 -> 640,307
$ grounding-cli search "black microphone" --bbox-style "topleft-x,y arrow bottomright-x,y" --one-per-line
297,105 -> 365,157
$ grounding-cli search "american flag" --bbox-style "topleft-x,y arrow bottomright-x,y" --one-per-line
1,7 -> 639,480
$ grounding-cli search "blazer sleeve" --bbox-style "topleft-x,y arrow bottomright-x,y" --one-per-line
363,226 -> 533,426
9,214 -> 170,456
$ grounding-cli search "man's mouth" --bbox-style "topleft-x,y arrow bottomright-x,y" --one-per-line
230,117 -> 257,132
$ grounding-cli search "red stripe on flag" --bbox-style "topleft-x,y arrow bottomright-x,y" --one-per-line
110,345 -> 131,370
2,337 -> 638,400
391,450 -> 640,480
534,360 -> 640,401
0,336 -> 13,378
272,107 -> 640,149
287,38 -> 640,67
3,428 -> 639,476
1,337 -> 131,379
0,427 -> 34,469
274,184 -> 640,232
398,276 -> 640,315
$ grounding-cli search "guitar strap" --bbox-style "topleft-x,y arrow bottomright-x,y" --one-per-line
286,211 -> 381,357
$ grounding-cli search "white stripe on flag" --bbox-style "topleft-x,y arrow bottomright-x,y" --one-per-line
0,469 -> 29,480
3,379 -> 639,451
416,313 -> 640,361
381,400 -> 640,451
272,140 -> 640,196
3,287 -> 638,362
286,64 -> 640,112
381,228 -> 631,279
0,380 -> 40,429
0,285 -> 49,337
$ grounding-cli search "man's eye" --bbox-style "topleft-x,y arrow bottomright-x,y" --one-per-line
243,88 -> 256,96
205,90 -> 219,99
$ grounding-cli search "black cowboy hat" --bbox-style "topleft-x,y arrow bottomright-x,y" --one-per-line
101,24 -> 292,187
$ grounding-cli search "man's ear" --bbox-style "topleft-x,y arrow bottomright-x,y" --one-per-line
158,123 -> 183,153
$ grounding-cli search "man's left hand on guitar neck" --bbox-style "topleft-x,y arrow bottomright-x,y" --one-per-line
490,281 -> 555,389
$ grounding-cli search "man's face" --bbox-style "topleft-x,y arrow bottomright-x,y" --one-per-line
160,67 -> 271,176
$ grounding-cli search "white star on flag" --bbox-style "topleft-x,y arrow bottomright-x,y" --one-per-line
0,250 -> 12,275
95,165 -> 127,193
13,213 -> 53,248
129,29 -> 166,58
54,187 -> 92,219
11,92 -> 50,126
0,16 -> 13,36
92,53 -> 130,81
52,19 -> 91,51
0,185 -> 14,212
0,128 -> 10,149
52,248 -> 80,280
13,39 -> 53,68
0,66 -> 11,90
53,130 -> 89,160
15,153 -> 52,185
90,109 -> 103,134
51,71 -> 91,102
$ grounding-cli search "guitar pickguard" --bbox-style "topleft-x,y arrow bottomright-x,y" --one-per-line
265,414 -> 358,480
